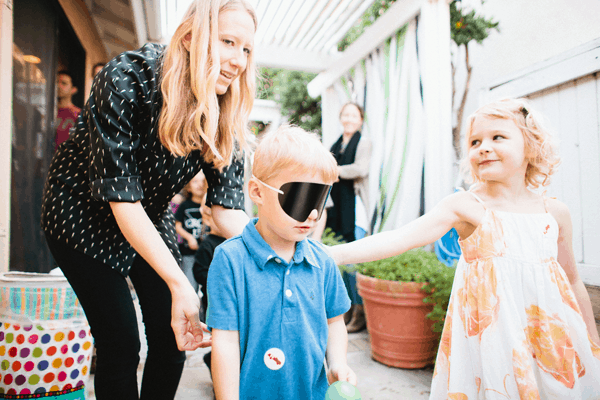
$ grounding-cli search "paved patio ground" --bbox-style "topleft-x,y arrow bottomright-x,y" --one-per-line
86,295 -> 434,399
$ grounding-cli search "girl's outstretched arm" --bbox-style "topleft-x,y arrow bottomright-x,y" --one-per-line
549,199 -> 600,344
330,194 -> 463,266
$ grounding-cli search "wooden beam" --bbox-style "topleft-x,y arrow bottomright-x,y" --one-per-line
487,37 -> 600,100
58,0 -> 108,95
307,0 -> 423,97
131,0 -> 148,47
255,44 -> 337,73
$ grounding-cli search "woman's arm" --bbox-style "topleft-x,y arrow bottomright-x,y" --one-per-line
337,137 -> 372,180
110,201 -> 210,350
212,329 -> 241,400
549,199 -> 600,344
326,315 -> 357,385
329,194 -> 460,265
211,206 -> 249,239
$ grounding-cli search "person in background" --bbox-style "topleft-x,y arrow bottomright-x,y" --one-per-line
55,70 -> 81,150
175,171 -> 207,293
208,126 -> 356,399
326,102 -> 372,333
41,0 -> 256,398
192,203 -> 227,377
92,62 -> 105,78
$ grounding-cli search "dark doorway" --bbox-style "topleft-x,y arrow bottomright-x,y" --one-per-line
11,0 -> 86,272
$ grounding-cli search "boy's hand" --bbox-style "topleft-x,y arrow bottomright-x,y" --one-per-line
327,363 -> 357,386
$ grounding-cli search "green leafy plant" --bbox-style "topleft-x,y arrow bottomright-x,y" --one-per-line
320,227 -> 345,247
358,248 -> 455,334
257,68 -> 322,136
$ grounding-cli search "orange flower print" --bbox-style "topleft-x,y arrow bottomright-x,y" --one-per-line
457,258 -> 499,337
546,259 -> 580,314
459,211 -> 506,262
475,377 -> 481,393
512,341 -> 541,400
433,296 -> 453,381
439,297 -> 454,359
589,335 -> 600,361
448,393 -> 468,400
525,305 -> 585,388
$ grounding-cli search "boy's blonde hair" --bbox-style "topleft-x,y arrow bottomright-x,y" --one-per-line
253,125 -> 338,184
159,0 -> 257,170
462,98 -> 560,188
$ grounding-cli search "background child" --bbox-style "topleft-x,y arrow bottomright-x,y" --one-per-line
330,98 -> 600,399
192,203 -> 227,378
207,125 -> 356,399
175,171 -> 207,292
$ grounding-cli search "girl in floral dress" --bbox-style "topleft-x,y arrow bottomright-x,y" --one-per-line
330,98 -> 600,399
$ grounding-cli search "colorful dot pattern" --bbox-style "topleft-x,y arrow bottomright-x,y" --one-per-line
0,322 -> 92,396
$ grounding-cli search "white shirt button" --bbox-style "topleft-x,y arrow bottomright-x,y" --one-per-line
285,289 -> 292,298
274,258 -> 281,263
286,270 -> 290,275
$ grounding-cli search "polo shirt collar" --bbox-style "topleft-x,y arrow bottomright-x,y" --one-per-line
242,218 -> 321,270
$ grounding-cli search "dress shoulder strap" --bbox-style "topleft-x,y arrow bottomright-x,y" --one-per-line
467,191 -> 487,209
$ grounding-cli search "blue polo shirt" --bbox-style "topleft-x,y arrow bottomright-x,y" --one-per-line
206,218 -> 351,400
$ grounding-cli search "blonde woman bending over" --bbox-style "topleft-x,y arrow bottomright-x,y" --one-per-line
41,1 -> 256,398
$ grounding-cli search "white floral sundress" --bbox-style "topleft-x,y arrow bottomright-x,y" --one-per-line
429,192 -> 600,399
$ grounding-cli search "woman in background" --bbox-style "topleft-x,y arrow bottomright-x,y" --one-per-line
327,102 -> 372,333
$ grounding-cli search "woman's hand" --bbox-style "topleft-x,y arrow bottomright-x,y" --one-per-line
110,201 -> 211,350
170,283 -> 211,351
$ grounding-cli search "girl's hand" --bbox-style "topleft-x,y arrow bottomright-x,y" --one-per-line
187,237 -> 199,251
327,363 -> 357,386
170,284 -> 211,351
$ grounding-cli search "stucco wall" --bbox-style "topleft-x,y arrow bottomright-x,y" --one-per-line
455,0 -> 600,138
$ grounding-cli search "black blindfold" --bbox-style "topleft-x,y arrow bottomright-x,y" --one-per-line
254,176 -> 332,223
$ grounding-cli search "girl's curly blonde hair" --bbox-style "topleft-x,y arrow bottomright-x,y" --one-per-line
462,98 -> 560,188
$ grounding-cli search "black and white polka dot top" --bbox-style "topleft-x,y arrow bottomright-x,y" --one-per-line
41,43 -> 245,276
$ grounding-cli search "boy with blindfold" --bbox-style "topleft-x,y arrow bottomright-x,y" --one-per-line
206,125 -> 356,399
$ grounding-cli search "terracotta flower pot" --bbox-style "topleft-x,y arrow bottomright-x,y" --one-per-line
356,272 -> 439,369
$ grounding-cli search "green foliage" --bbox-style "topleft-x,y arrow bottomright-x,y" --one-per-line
450,1 -> 499,47
336,0 -> 499,51
257,67 -> 322,136
321,227 -> 345,247
359,249 -> 456,333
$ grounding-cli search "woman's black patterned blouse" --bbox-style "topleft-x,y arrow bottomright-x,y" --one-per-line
41,43 -> 245,276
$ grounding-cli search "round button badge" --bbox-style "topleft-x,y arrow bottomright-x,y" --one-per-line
264,348 -> 285,371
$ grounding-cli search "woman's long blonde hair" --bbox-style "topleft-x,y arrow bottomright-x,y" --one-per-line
159,0 -> 257,169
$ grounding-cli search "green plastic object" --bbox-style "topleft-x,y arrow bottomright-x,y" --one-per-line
325,381 -> 362,400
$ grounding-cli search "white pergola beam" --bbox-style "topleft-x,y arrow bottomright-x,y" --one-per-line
319,0 -> 376,53
131,0 -> 149,47
255,45 -> 337,73
307,0 -> 423,98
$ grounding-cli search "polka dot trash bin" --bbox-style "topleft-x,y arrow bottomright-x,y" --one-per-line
0,272 -> 93,399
